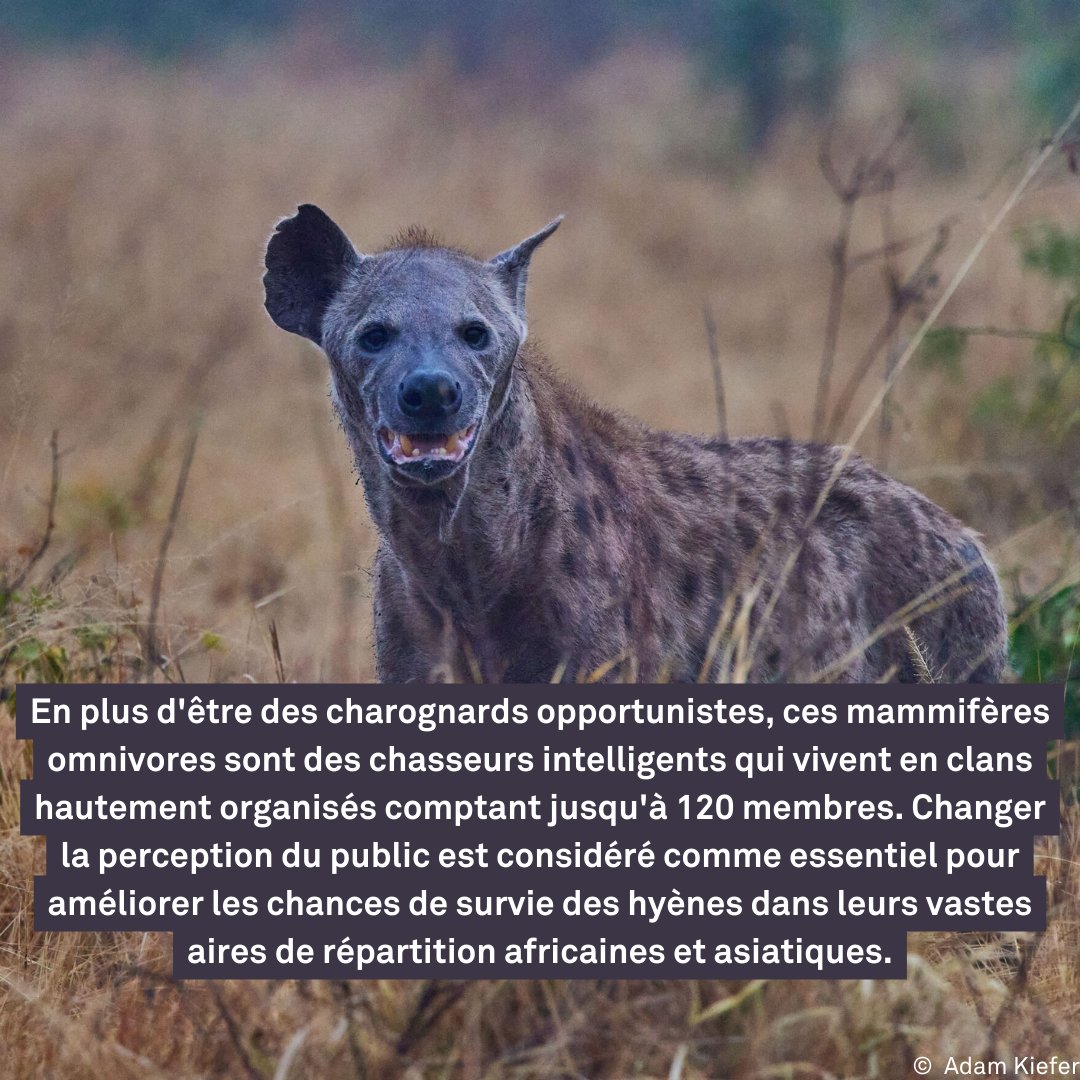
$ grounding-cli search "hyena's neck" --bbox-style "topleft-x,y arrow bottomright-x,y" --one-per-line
362,355 -> 561,613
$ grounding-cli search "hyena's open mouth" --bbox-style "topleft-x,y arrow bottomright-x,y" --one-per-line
378,424 -> 477,467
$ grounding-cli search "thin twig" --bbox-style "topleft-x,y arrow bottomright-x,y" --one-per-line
0,432 -> 63,691
748,93 -> 1080,674
272,1023 -> 312,1080
7,430 -> 60,595
828,313 -> 906,440
878,179 -> 902,466
769,400 -> 792,438
811,196 -> 855,440
332,981 -> 369,1080
212,988 -> 264,1080
269,619 -> 287,683
847,218 -> 958,271
826,222 -> 950,439
934,323 -> 1077,345
878,342 -> 902,468
847,98 -> 1080,449
143,424 -> 199,677
128,310 -> 246,516
395,981 -> 467,1056
703,303 -> 727,439
812,111 -> 915,439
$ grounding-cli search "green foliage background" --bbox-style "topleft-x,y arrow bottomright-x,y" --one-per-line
2,0 -> 1077,145
920,227 -> 1080,735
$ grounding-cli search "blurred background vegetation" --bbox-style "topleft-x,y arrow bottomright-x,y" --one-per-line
2,0 -> 1076,695
4,0 -> 1080,144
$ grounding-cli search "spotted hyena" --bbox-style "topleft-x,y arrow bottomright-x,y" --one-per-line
263,206 -> 1007,684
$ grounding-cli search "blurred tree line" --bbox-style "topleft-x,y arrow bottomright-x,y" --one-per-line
2,0 -> 1077,145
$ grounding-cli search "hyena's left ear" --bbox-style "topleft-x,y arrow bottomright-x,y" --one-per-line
488,215 -> 563,320
264,204 -> 363,346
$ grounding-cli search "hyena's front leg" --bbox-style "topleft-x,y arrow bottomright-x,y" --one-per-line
372,547 -> 461,682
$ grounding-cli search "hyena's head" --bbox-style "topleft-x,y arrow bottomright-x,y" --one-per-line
263,205 -> 561,486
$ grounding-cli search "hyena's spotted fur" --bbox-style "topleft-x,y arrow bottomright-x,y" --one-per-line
264,207 -> 1007,683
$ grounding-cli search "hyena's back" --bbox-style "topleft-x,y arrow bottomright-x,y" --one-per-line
616,430 -> 1007,683
370,358 -> 1007,684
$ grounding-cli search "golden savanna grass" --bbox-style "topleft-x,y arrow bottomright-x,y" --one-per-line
1,38 -> 1079,1078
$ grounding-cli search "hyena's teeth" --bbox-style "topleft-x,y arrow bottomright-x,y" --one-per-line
445,432 -> 460,454
411,448 -> 420,458
399,434 -> 414,457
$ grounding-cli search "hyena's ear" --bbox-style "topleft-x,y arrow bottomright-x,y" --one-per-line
488,215 -> 563,319
263,204 -> 362,345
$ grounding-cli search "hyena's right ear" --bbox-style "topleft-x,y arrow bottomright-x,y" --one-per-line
263,204 -> 363,345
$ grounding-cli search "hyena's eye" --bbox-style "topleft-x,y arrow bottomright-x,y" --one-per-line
358,324 -> 391,352
460,322 -> 489,350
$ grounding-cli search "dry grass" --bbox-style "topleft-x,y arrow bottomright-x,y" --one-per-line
1,818 -> 1079,1080
2,38 -> 1080,1078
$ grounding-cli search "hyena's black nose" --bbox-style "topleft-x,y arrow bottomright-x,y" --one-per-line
398,371 -> 462,420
